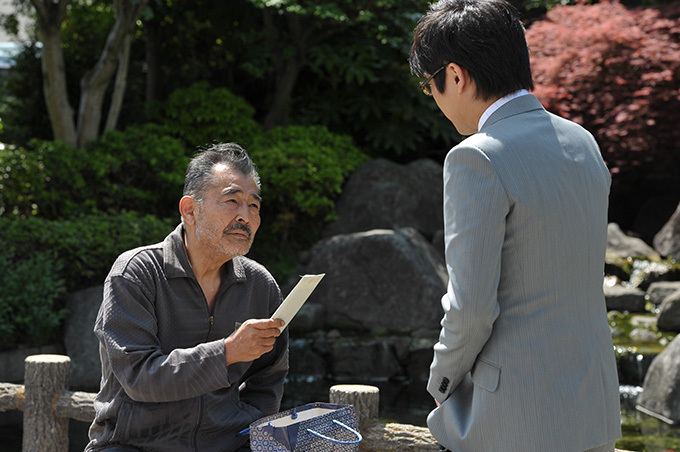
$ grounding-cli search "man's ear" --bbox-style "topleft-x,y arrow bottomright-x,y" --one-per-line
179,196 -> 198,225
449,62 -> 469,94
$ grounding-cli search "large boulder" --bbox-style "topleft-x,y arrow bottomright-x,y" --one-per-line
637,335 -> 680,424
323,159 -> 444,239
654,201 -> 680,260
607,223 -> 660,260
295,227 -> 447,333
630,196 -> 679,246
657,290 -> 680,333
646,281 -> 680,307
603,284 -> 646,312
64,285 -> 103,390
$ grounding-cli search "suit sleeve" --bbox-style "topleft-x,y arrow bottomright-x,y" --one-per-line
428,144 -> 508,404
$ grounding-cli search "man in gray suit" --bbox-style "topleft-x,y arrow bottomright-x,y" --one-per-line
409,1 -> 621,451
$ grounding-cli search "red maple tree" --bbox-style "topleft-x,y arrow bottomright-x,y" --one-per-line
527,0 -> 680,209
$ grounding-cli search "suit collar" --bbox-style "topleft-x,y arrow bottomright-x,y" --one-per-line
480,94 -> 545,131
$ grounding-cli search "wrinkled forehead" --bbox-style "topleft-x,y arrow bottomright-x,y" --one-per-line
207,163 -> 259,196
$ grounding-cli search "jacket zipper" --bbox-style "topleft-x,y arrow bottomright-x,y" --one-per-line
205,315 -> 214,342
191,394 -> 204,452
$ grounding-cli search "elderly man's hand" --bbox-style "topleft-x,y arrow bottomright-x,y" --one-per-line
224,318 -> 285,365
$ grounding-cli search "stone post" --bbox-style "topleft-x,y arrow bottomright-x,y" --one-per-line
329,384 -> 380,428
23,354 -> 71,452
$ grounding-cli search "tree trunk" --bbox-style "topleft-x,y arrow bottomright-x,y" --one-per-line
104,32 -> 132,133
263,12 -> 308,130
76,0 -> 147,148
145,20 -> 161,104
31,0 -> 77,147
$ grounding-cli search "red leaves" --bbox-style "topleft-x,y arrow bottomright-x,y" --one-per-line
526,0 -> 680,188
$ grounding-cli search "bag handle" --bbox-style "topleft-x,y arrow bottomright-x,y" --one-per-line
306,419 -> 363,444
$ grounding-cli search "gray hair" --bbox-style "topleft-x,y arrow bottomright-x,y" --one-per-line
183,142 -> 261,202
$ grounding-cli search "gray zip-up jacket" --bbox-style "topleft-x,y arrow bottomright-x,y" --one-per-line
86,224 -> 289,452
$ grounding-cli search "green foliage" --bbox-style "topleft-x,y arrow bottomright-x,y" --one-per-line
0,43 -> 52,146
0,125 -> 189,220
86,124 -> 190,218
61,1 -> 115,70
0,212 -> 174,347
0,250 -> 66,349
0,140 -> 92,219
244,0 -> 460,159
155,81 -> 263,150
0,212 -> 176,293
617,410 -> 680,451
248,125 -> 368,270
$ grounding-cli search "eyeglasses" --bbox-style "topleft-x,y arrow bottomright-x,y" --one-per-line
419,63 -> 449,96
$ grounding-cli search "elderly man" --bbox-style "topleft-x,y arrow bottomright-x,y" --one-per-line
409,0 -> 621,451
86,143 -> 288,452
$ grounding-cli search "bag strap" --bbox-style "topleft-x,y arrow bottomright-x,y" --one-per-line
306,420 -> 363,445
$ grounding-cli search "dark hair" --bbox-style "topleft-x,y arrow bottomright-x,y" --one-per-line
183,142 -> 260,201
409,0 -> 534,101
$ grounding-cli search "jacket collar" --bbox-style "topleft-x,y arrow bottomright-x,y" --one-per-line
480,94 -> 545,131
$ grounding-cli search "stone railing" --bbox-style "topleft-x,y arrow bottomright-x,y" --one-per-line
0,354 -> 440,451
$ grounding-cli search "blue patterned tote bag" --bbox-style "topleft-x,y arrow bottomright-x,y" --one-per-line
249,402 -> 362,451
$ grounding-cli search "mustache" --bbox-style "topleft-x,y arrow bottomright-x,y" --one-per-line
223,223 -> 252,239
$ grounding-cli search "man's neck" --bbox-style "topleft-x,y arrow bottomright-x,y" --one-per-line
183,230 -> 230,282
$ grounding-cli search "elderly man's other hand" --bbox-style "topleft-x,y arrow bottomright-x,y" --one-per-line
224,318 -> 285,365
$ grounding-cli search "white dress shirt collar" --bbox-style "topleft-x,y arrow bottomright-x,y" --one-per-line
478,89 -> 531,131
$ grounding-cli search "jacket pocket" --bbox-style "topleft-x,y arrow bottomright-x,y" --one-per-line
471,357 -> 501,392
113,399 -> 196,442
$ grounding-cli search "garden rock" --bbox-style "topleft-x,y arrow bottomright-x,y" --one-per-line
656,290 -> 680,333
604,284 -> 646,312
296,227 -> 447,333
607,223 -> 660,260
647,281 -> 680,307
64,285 -> 103,390
323,159 -> 444,239
288,303 -> 326,333
631,196 -> 679,246
328,337 -> 410,380
637,335 -> 680,424
288,338 -> 327,378
654,201 -> 680,260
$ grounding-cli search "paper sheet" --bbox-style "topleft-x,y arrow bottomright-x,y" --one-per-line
271,274 -> 325,332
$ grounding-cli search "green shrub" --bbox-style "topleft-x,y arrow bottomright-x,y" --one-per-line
155,81 -> 263,150
248,125 -> 369,271
0,250 -> 66,348
0,212 -> 176,292
86,124 -> 190,217
0,140 -> 93,219
0,125 -> 189,220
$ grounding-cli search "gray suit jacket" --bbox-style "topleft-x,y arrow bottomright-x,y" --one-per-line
427,95 -> 621,451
